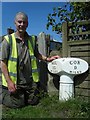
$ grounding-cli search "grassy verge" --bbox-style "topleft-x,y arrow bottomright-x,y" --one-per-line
2,94 -> 89,119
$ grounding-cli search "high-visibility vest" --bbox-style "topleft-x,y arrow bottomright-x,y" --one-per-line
2,33 -> 39,87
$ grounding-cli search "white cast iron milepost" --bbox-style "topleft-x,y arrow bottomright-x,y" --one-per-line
48,58 -> 89,101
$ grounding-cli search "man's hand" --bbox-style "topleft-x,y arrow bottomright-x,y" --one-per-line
7,80 -> 17,93
47,55 -> 60,62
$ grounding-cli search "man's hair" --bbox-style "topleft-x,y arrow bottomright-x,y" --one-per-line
15,12 -> 28,21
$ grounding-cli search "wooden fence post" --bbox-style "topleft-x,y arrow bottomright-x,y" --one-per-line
62,22 -> 68,57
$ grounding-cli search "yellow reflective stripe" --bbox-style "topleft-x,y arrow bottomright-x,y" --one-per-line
28,36 -> 39,82
9,57 -> 17,61
8,33 -> 17,76
31,58 -> 37,69
32,69 -> 38,73
11,33 -> 17,58
32,72 -> 39,82
28,40 -> 34,55
31,35 -> 35,49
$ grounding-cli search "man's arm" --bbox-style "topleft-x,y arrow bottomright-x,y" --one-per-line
37,53 -> 60,62
1,60 -> 17,93
34,39 -> 60,62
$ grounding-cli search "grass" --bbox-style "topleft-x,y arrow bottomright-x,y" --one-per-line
1,94 -> 90,119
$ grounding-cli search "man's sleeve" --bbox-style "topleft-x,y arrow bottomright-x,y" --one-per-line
0,39 -> 10,61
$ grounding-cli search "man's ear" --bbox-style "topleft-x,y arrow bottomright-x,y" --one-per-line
14,20 -> 16,26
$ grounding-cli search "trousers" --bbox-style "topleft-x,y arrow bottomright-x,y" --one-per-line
2,82 -> 40,108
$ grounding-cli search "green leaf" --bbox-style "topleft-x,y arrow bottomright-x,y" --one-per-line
52,13 -> 57,16
58,7 -> 62,10
58,11 -> 61,17
52,19 -> 56,23
52,26 -> 55,31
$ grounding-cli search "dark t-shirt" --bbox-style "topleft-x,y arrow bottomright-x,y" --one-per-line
1,32 -> 39,86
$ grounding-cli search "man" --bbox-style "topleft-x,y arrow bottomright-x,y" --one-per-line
1,12 -> 60,108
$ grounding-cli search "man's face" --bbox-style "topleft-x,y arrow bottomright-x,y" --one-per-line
15,14 -> 28,33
